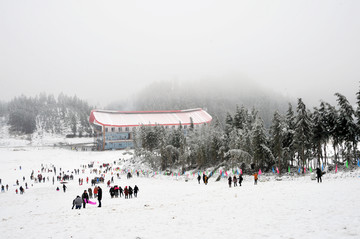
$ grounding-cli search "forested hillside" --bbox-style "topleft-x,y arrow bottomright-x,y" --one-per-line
3,93 -> 93,136
132,83 -> 360,173
115,79 -> 294,128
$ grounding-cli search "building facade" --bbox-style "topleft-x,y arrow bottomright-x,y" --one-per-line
89,108 -> 212,150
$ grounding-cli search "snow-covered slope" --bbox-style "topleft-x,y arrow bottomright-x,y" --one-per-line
0,147 -> 359,239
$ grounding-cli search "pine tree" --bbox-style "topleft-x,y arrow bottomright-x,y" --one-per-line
311,107 -> 326,167
325,103 -> 340,162
318,102 -> 331,166
252,118 -> 270,170
294,98 -> 312,170
270,111 -> 284,173
283,103 -> 296,166
335,93 -> 357,163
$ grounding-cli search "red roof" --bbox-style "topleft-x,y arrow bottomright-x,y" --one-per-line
89,108 -> 212,127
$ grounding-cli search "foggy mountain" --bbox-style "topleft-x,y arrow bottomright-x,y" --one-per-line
107,78 -> 295,128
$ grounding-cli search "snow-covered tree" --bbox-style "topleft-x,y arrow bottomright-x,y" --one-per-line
335,93 -> 357,163
294,98 -> 312,169
270,111 -> 285,172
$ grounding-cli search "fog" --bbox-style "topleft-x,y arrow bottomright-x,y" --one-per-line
1,0 -> 359,107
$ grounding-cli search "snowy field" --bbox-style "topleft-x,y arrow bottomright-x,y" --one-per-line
1,147 -> 360,239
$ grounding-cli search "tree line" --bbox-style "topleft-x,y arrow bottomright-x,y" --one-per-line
3,93 -> 93,136
133,87 -> 360,174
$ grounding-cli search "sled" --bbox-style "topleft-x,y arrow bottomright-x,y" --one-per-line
84,199 -> 96,205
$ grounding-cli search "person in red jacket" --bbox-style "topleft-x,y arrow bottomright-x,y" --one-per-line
253,173 -> 258,185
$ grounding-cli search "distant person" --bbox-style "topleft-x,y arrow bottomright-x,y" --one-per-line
119,186 -> 124,198
124,186 -> 129,199
233,175 -> 237,187
97,186 -> 102,207
134,185 -> 139,198
72,196 -> 82,209
239,174 -> 243,186
82,190 -> 89,208
94,186 -> 98,198
253,173 -> 258,185
129,186 -> 133,198
316,167 -> 322,183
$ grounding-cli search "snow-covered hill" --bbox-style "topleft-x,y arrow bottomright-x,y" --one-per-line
0,147 -> 359,239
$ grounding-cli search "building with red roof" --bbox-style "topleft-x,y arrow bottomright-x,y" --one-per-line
89,108 -> 212,150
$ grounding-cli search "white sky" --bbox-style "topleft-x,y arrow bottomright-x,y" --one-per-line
0,0 -> 359,107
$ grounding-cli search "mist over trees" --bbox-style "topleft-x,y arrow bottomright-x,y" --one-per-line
133,83 -> 360,173
108,78 -> 294,128
5,93 -> 93,136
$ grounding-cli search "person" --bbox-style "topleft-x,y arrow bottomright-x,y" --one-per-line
233,175 -> 237,187
124,186 -> 129,199
129,186 -> 133,198
253,172 -> 258,185
72,196 -> 82,209
109,187 -> 115,198
228,176 -> 232,188
197,174 -> 201,184
88,188 -> 93,198
97,186 -> 102,207
94,186 -> 98,198
63,184 -> 67,192
134,185 -> 139,198
119,186 -> 124,198
239,174 -> 243,186
82,190 -> 89,208
316,167 -> 322,183
114,185 -> 119,198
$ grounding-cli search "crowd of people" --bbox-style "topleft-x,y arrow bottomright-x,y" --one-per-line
1,160 -> 326,213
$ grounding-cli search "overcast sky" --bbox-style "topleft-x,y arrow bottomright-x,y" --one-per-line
0,0 -> 359,107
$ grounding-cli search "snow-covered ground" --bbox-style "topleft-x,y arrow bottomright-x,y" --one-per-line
1,147 -> 360,239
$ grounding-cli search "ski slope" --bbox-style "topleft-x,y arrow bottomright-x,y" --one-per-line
0,147 -> 359,239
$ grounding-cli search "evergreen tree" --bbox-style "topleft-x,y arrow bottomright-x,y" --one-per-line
294,98 -> 312,170
252,118 -> 271,170
270,111 -> 284,173
283,103 -> 296,166
311,107 -> 326,167
325,103 -> 340,162
335,93 -> 357,163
